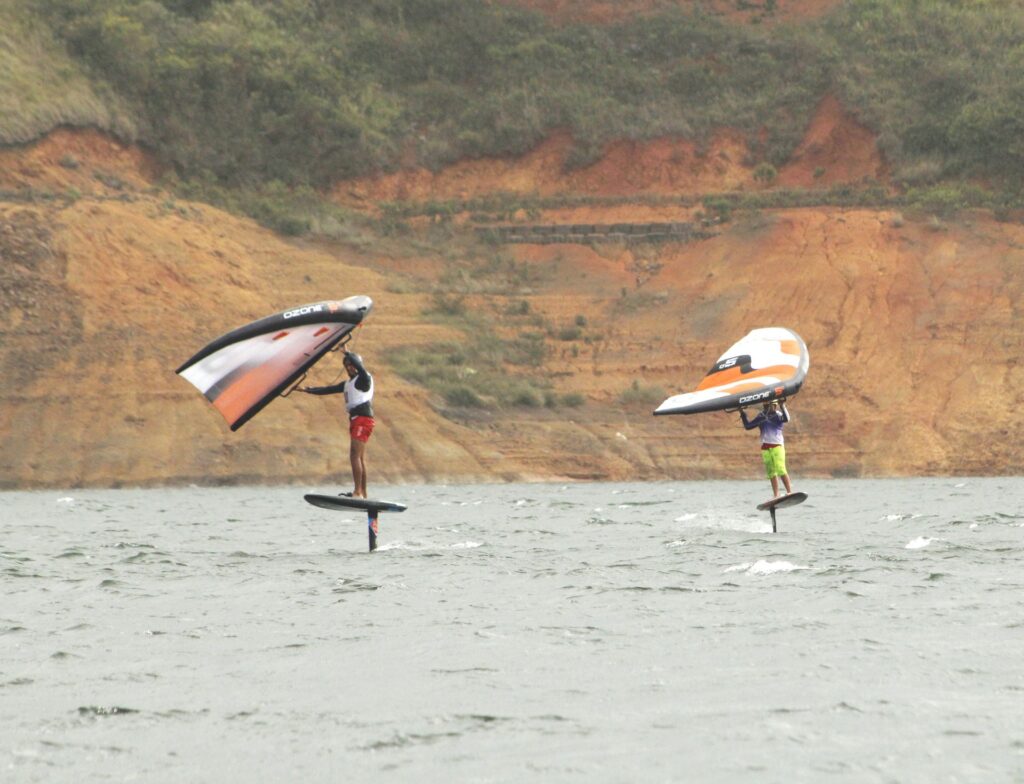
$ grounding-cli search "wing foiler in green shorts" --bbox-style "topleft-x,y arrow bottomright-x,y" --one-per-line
761,445 -> 787,479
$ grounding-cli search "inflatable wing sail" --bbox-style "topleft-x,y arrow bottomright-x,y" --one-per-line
177,296 -> 372,430
654,327 -> 809,416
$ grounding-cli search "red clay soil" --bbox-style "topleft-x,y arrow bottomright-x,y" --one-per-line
337,94 -> 886,210
776,95 -> 890,188
0,128 -> 160,193
337,129 -> 756,206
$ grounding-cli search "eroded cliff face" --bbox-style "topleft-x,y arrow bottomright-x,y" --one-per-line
2,107 -> 1022,488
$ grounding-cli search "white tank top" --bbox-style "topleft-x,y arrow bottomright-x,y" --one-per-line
344,374 -> 374,413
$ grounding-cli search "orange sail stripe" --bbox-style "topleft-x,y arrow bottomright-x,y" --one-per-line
214,363 -> 293,425
778,339 -> 801,356
696,363 -> 798,391
723,381 -> 766,395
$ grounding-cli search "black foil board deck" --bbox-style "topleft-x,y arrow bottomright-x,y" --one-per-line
304,494 -> 407,513
756,491 -> 808,512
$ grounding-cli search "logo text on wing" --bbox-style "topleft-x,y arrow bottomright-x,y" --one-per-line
283,305 -> 324,319
738,390 -> 772,404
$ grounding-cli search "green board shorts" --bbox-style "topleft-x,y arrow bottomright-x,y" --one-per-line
761,445 -> 787,479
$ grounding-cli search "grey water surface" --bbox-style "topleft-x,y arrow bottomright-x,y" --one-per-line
2,479 -> 1022,783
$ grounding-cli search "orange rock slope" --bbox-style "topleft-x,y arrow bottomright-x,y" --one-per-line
2,99 -> 1023,489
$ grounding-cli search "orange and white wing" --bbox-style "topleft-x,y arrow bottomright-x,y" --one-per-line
654,327 -> 809,416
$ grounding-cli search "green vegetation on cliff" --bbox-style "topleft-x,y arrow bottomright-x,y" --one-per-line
10,0 -> 1024,196
0,3 -> 135,144
21,0 -> 826,185
826,0 -> 1024,186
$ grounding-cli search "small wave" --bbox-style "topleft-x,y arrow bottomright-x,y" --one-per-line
363,731 -> 459,751
362,713 -> 511,751
671,511 -> 771,533
905,537 -> 934,549
377,540 -> 482,551
666,540 -> 686,548
153,708 -> 210,720
77,705 -> 138,717
548,500 -> 581,509
456,713 -> 510,725
331,579 -> 380,594
120,552 -> 155,564
375,541 -> 413,551
832,701 -> 863,713
724,560 -> 809,575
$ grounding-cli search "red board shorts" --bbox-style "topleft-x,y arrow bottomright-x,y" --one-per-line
349,415 -> 375,443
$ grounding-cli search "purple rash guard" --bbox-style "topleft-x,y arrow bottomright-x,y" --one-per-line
741,404 -> 790,446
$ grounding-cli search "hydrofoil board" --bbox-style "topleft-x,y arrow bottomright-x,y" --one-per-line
304,494 -> 407,514
756,491 -> 807,512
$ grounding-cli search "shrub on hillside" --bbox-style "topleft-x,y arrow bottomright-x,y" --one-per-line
619,380 -> 667,406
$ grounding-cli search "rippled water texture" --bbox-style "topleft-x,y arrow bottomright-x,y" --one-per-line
2,479 -> 1023,782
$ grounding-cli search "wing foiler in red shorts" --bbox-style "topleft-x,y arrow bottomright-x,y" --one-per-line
349,415 -> 375,443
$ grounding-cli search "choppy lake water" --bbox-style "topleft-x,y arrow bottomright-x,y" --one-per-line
2,479 -> 1023,782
